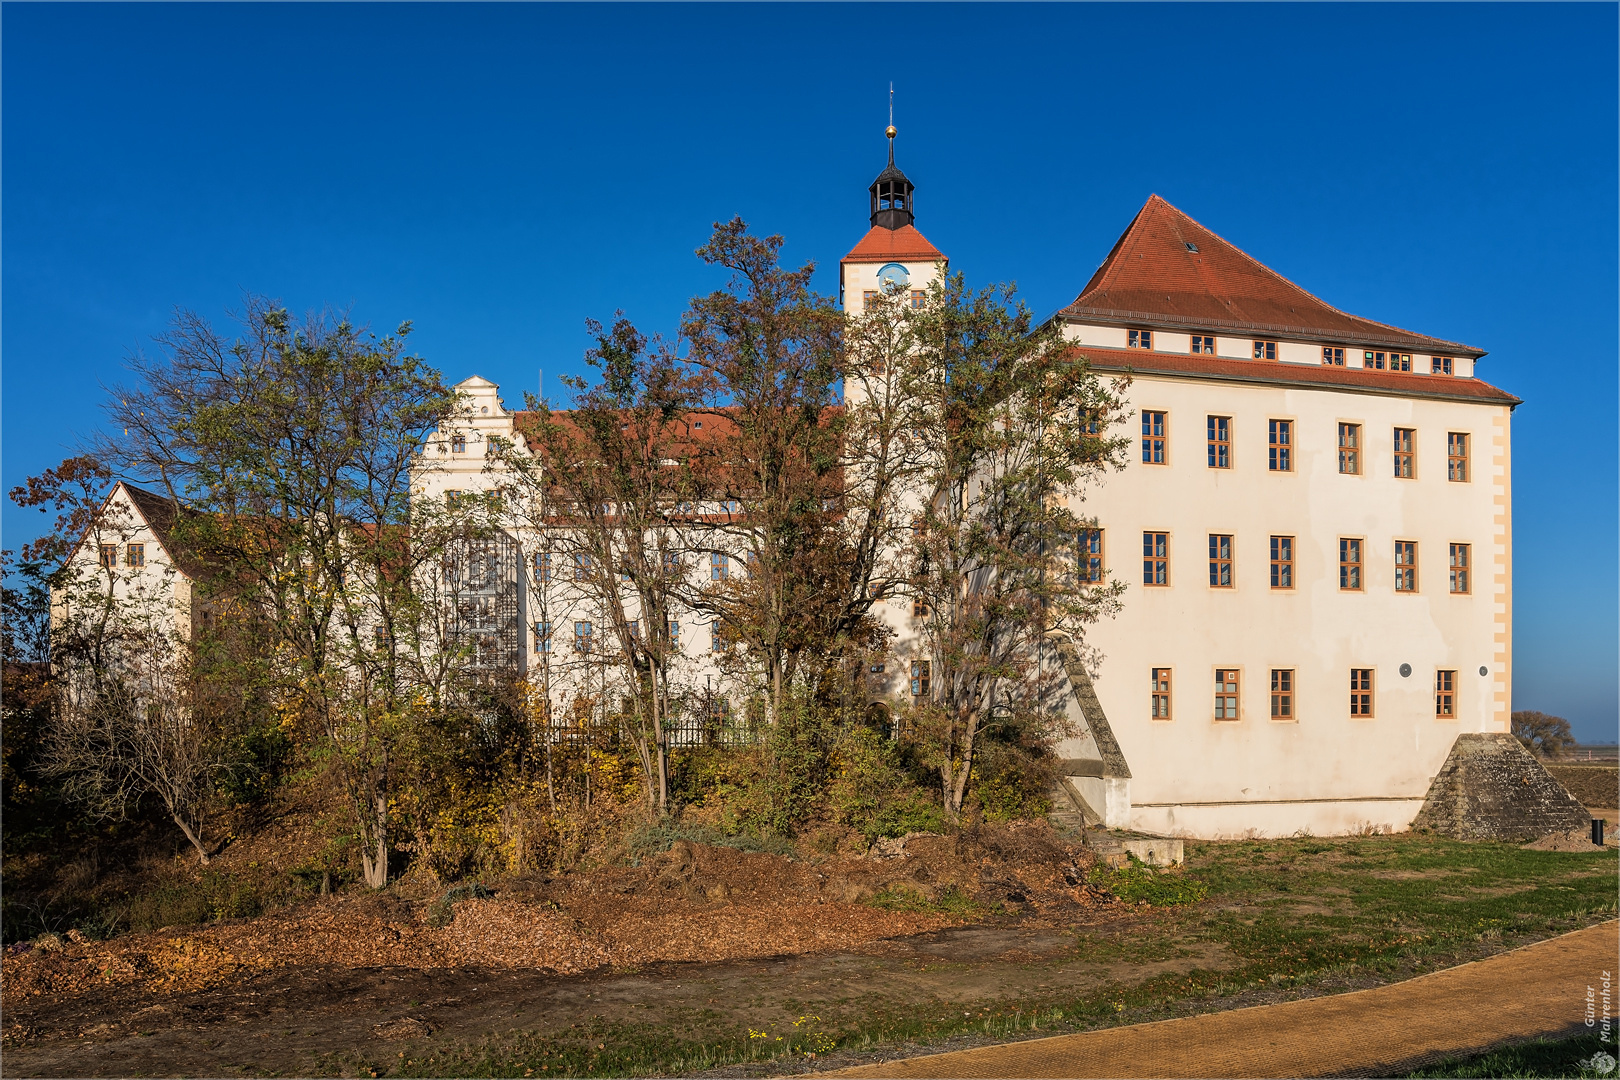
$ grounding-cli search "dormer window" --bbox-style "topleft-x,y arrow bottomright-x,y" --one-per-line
1253,340 -> 1278,360
1190,334 -> 1215,354
451,434 -> 467,453
1323,347 -> 1345,366
1127,329 -> 1153,350
1364,351 -> 1412,371
1432,356 -> 1454,375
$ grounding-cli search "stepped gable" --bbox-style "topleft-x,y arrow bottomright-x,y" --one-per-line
1062,195 -> 1484,357
1411,733 -> 1593,841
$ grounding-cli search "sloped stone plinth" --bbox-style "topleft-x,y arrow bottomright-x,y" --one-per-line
1412,733 -> 1592,841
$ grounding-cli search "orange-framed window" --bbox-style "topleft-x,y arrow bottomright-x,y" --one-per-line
1151,668 -> 1172,719
1208,534 -> 1233,588
126,543 -> 144,567
533,551 -> 551,583
1268,419 -> 1293,471
574,552 -> 591,580
1253,340 -> 1278,360
1141,411 -> 1167,464
1338,423 -> 1361,475
1393,427 -> 1415,478
910,289 -> 925,310
1339,538 -> 1363,591
1394,540 -> 1418,592
912,597 -> 929,618
711,551 -> 728,581
862,290 -> 878,309
1214,668 -> 1240,720
1364,351 -> 1412,372
1270,535 -> 1294,589
1435,669 -> 1456,719
1206,415 -> 1231,468
1270,669 -> 1294,720
1432,356 -> 1454,375
1143,531 -> 1169,586
1349,668 -> 1374,717
1447,432 -> 1469,482
1079,528 -> 1105,583
1449,543 -> 1471,594
574,620 -> 593,652
911,659 -> 931,697
1322,347 -> 1345,366
1191,334 -> 1216,354
99,544 -> 118,569
1128,329 -> 1153,349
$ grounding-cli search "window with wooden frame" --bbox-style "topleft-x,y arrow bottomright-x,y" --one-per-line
862,290 -> 878,309
533,551 -> 551,583
912,597 -> 929,618
667,619 -> 680,645
1270,535 -> 1294,589
1143,531 -> 1169,586
1253,340 -> 1278,360
1270,669 -> 1294,720
1339,538 -> 1363,591
1079,528 -> 1105,583
1337,423 -> 1361,474
1447,432 -> 1469,482
1151,668 -> 1172,719
1128,329 -> 1153,349
710,551 -> 728,581
711,622 -> 727,653
911,659 -> 931,697
445,490 -> 463,508
1432,356 -> 1454,375
1214,668 -> 1240,720
1394,540 -> 1417,592
1322,347 -> 1345,366
1208,534 -> 1233,587
1190,334 -> 1216,354
1393,427 -> 1415,479
1435,669 -> 1456,719
99,544 -> 118,568
573,552 -> 591,580
574,620 -> 593,652
1449,543 -> 1470,594
1079,408 -> 1103,436
1349,668 -> 1374,717
534,621 -> 551,653
1206,415 -> 1231,468
1363,351 -> 1411,371
910,289 -> 925,310
662,551 -> 681,576
1268,419 -> 1293,472
450,434 -> 467,453
126,543 -> 144,567
1141,411 -> 1167,464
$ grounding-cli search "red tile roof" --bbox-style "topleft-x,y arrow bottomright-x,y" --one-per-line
843,224 -> 947,264
1061,195 -> 1485,358
1073,346 -> 1519,407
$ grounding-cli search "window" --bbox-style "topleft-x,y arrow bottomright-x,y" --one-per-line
628,618 -> 641,642
1151,668 -> 1172,719
1214,669 -> 1240,720
1190,334 -> 1215,354
533,551 -> 551,583
1270,535 -> 1294,589
1268,419 -> 1293,472
1436,669 -> 1456,718
912,597 -> 929,618
870,659 -> 886,674
1322,347 -> 1345,366
862,290 -> 877,309
534,621 -> 551,653
1143,532 -> 1169,586
574,621 -> 593,652
1128,329 -> 1153,349
1393,427 -> 1415,479
99,544 -> 118,568
1079,408 -> 1102,436
667,619 -> 679,645
1432,356 -> 1454,375
573,552 -> 591,580
1141,411 -> 1167,464
1449,543 -> 1470,594
1394,540 -> 1417,592
1447,432 -> 1469,482
445,489 -> 463,507
910,289 -> 925,310
1079,528 -> 1104,583
374,625 -> 388,649
1349,668 -> 1374,717
711,551 -> 728,581
1337,423 -> 1361,474
1208,534 -> 1233,587
663,551 -> 681,575
1206,416 -> 1231,468
1363,351 -> 1412,372
451,434 -> 466,453
911,659 -> 931,697
1270,669 -> 1294,719
1253,340 -> 1277,360
126,543 -> 145,567
1339,538 -> 1363,591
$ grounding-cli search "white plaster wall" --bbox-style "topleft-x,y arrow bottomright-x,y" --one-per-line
1277,341 -> 1319,366
54,484 -> 192,641
1064,324 -> 1129,350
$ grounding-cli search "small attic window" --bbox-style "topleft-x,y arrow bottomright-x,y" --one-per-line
1185,242 -> 1199,253
693,421 -> 703,430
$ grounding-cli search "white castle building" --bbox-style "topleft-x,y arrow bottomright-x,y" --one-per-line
66,134 -> 1518,839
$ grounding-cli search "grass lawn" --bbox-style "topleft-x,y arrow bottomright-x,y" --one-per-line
338,833 -> 1616,1078
1403,1031 -> 1619,1078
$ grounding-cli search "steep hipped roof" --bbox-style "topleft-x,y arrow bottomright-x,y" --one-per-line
1061,195 -> 1485,358
843,224 -> 947,264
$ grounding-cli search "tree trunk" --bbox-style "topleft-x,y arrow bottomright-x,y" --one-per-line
361,790 -> 389,889
172,811 -> 211,865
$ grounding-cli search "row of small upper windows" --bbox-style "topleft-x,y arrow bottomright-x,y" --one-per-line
1079,529 -> 1472,594
1149,666 -> 1464,723
529,550 -> 738,583
1138,413 -> 1471,481
862,289 -> 927,310
532,618 -> 732,654
1126,329 -> 1458,374
98,543 -> 144,568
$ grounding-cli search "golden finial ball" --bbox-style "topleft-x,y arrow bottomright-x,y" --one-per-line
885,125 -> 897,139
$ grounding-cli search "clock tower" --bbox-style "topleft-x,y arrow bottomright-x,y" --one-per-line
839,122 -> 946,319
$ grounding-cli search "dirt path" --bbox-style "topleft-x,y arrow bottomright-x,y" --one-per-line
820,920 -> 1619,1078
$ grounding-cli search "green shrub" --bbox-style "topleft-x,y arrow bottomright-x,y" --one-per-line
1095,859 -> 1209,906
972,748 -> 1053,823
864,884 -> 981,915
829,726 -> 947,843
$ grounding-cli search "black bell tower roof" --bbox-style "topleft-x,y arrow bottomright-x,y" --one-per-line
869,124 -> 914,230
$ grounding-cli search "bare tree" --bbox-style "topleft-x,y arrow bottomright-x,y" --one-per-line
1512,710 -> 1576,759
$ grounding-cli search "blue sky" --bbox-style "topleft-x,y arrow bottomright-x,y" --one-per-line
4,3 -> 1615,740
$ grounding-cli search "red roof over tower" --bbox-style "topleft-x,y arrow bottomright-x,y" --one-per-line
843,223 -> 946,264
1061,195 -> 1483,358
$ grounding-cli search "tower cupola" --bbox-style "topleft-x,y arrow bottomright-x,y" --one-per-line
868,124 -> 915,230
